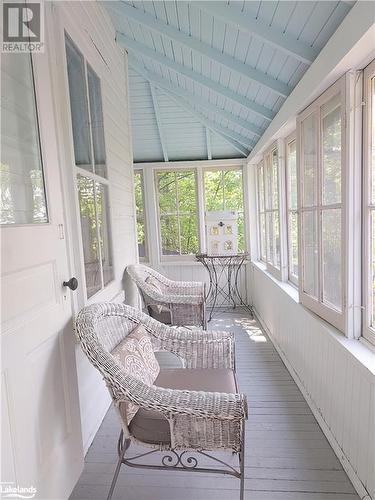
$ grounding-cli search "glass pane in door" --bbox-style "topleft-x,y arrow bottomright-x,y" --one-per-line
1,53 -> 48,224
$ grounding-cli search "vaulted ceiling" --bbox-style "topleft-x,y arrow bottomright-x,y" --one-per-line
105,1 -> 354,163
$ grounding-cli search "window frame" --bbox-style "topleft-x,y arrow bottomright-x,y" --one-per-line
64,33 -> 114,300
154,168 -> 200,262
260,141 -> 286,280
202,165 -> 246,254
134,169 -> 148,262
297,77 -> 347,332
363,59 -> 375,346
256,160 -> 266,262
285,132 -> 299,286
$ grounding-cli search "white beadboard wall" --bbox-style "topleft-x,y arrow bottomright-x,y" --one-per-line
249,264 -> 375,500
51,2 -> 138,454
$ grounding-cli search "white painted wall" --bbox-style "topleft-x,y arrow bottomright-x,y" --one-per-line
249,264 -> 375,500
50,2 -> 138,454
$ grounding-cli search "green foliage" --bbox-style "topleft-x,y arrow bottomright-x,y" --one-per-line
204,170 -> 245,252
157,170 -> 199,255
134,171 -> 146,257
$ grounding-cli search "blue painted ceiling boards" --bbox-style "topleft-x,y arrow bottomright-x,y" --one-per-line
104,1 -> 354,163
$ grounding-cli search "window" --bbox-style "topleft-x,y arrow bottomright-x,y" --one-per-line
134,170 -> 148,260
203,168 -> 245,252
285,134 -> 298,285
257,161 -> 266,261
65,35 -> 113,298
1,53 -> 48,225
155,170 -> 199,257
257,143 -> 283,277
364,59 -> 375,345
297,78 -> 345,331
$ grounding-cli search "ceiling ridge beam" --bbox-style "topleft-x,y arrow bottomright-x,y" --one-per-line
128,55 -> 264,137
152,86 -> 251,156
111,2 -> 290,98
199,1 -> 319,65
149,83 -> 168,162
116,32 -> 275,122
129,59 -> 255,152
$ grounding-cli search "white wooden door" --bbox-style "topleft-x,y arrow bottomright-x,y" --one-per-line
1,22 -> 83,500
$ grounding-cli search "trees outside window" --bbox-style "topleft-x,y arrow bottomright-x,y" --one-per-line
204,169 -> 245,252
156,170 -> 199,256
134,170 -> 148,260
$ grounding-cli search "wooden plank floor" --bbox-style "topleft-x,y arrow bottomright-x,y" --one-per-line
70,310 -> 359,500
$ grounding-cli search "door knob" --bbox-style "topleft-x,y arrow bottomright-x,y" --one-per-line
63,277 -> 78,291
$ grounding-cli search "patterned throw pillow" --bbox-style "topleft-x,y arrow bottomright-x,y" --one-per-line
111,324 -> 160,424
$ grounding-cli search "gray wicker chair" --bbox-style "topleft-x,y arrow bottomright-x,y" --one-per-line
75,302 -> 247,500
127,263 -> 207,329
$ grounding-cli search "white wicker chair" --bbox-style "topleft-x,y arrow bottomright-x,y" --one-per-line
75,302 -> 247,500
127,264 -> 207,329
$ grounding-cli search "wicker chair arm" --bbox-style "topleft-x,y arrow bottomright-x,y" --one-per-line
115,376 -> 247,422
154,328 -> 235,369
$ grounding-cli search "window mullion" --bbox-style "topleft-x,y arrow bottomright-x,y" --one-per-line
175,172 -> 182,255
196,167 -> 206,253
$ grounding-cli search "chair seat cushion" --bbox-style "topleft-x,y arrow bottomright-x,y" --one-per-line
129,368 -> 237,445
111,324 -> 160,424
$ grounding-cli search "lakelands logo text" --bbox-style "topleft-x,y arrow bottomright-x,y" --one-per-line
2,2 -> 44,53
0,482 -> 37,499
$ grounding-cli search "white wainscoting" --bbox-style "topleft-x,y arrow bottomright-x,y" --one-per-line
249,263 -> 375,500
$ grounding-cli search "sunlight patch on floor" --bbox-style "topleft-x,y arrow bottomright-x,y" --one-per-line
233,317 -> 268,342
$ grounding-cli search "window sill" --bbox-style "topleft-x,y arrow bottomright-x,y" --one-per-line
251,260 -> 375,378
252,260 -> 299,303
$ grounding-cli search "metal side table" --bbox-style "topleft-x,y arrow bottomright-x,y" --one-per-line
196,253 -> 253,322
